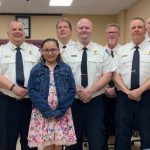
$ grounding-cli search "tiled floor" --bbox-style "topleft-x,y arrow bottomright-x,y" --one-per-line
107,136 -> 141,150
16,136 -> 141,150
81,136 -> 140,150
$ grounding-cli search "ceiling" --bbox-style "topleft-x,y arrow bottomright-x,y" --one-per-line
0,0 -> 139,15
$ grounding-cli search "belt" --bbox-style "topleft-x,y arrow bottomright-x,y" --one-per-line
0,92 -> 30,101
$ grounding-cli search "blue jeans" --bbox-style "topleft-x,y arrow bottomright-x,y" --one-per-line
66,95 -> 105,150
115,91 -> 150,150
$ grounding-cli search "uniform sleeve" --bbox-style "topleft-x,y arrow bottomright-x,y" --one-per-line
114,52 -> 121,74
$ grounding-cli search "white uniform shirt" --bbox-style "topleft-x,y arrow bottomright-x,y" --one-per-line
0,41 -> 40,98
115,40 -> 150,89
146,36 -> 150,42
62,41 -> 116,98
104,44 -> 122,57
104,44 -> 122,88
59,39 -> 75,53
104,44 -> 122,67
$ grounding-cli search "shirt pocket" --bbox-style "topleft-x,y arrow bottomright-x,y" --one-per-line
24,56 -> 39,72
67,57 -> 81,75
88,57 -> 103,77
119,57 -> 131,75
0,57 -> 15,73
25,56 -> 38,63
140,56 -> 150,75
1,57 -> 15,64
67,54 -> 81,63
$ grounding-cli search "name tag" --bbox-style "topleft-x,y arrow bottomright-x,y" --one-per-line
71,55 -> 77,57
121,55 -> 128,57
4,55 -> 11,58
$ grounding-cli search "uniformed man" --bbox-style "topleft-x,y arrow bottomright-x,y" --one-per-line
56,18 -> 75,54
0,21 -> 40,150
64,18 -> 116,150
114,17 -> 150,150
102,23 -> 121,150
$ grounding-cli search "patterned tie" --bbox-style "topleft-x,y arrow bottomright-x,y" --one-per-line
81,47 -> 88,88
16,47 -> 25,87
131,46 -> 140,89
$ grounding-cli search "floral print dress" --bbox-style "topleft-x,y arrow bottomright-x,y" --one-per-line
28,70 -> 76,149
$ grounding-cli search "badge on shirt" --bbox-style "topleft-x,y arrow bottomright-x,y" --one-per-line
94,49 -> 98,55
105,49 -> 111,56
146,49 -> 150,55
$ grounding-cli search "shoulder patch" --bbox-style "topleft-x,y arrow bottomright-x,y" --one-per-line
105,49 -> 111,56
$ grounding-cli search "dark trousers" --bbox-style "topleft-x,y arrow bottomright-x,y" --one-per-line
102,94 -> 117,150
65,95 -> 105,150
0,93 -> 37,150
115,91 -> 150,150
0,93 -> 8,150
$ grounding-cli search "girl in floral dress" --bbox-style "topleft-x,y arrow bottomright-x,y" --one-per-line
27,38 -> 76,150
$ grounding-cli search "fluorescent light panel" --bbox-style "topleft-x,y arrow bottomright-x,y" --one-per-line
49,0 -> 73,6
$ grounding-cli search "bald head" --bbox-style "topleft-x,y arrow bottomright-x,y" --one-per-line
7,21 -> 25,47
76,18 -> 93,46
7,21 -> 24,32
77,18 -> 93,28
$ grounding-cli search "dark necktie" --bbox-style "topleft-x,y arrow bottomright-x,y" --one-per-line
111,50 -> 114,58
81,47 -> 88,88
131,46 -> 140,89
62,45 -> 66,49
108,50 -> 114,87
16,47 -> 25,87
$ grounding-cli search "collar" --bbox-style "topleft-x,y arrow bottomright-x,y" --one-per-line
76,40 -> 92,51
130,40 -> 147,51
40,59 -> 62,68
105,44 -> 121,54
59,39 -> 75,48
8,41 -> 25,51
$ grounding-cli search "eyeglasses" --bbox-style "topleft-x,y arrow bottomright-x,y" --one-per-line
42,48 -> 58,54
106,31 -> 119,35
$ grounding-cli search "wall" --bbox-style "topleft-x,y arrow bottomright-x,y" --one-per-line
0,14 -> 116,45
123,0 -> 150,42
116,10 -> 126,44
62,15 -> 117,44
0,15 -> 14,38
1,0 -> 150,45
